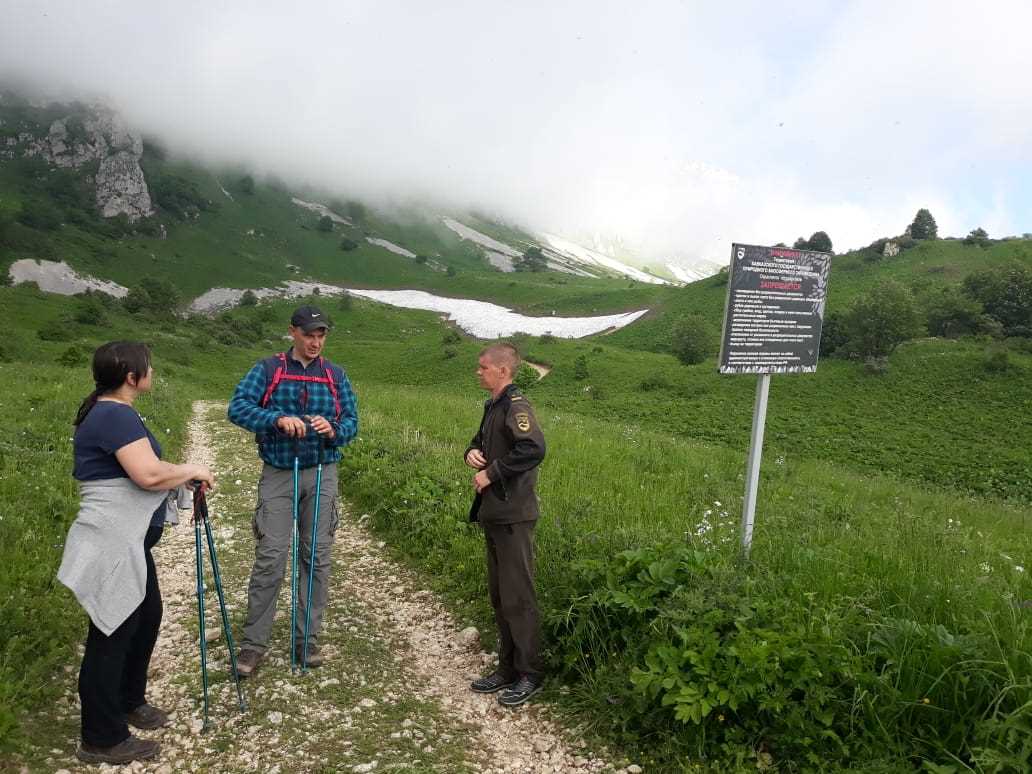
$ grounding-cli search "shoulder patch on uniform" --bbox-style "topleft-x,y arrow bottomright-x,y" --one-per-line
515,412 -> 531,432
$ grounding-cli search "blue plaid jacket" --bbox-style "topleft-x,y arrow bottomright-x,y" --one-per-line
228,351 -> 358,470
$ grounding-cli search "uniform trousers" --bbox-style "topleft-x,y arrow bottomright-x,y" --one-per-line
483,521 -> 541,678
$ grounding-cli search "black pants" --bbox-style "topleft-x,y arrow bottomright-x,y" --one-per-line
78,524 -> 164,747
483,521 -> 541,678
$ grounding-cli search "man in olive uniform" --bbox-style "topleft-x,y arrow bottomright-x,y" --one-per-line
464,343 -> 547,706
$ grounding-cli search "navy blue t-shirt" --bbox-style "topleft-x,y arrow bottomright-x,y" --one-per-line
74,401 -> 165,526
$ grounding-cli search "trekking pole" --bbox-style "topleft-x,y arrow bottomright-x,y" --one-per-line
302,437 -> 326,674
193,493 -> 210,731
290,437 -> 301,675
193,483 -> 248,714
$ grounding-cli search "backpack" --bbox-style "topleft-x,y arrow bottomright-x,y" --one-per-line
259,352 -> 342,419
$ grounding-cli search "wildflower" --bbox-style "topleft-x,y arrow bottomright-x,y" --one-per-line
1017,566 -> 1026,573
714,500 -> 722,507
922,697 -> 931,704
980,562 -> 993,574
717,714 -> 725,722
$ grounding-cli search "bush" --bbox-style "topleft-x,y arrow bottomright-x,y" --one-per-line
964,227 -> 990,246
514,246 -> 547,272
538,333 -> 556,345
339,294 -> 353,311
442,328 -> 462,345
56,344 -> 89,366
923,286 -> 985,337
240,289 -> 258,307
671,314 -> 717,365
73,297 -> 109,326
962,265 -> 1032,336
37,326 -> 76,342
819,310 -> 848,357
840,281 -> 923,359
238,175 -> 255,195
909,208 -> 938,239
346,200 -> 367,222
16,199 -> 62,231
442,346 -> 457,360
339,238 -> 359,251
414,254 -> 428,264
148,170 -> 213,220
446,266 -> 457,277
317,215 -> 334,232
806,230 -> 833,253
572,355 -> 590,380
983,345 -> 1010,372
513,363 -> 539,391
637,374 -> 671,391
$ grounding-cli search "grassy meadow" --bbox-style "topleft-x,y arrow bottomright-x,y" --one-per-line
0,281 -> 1029,771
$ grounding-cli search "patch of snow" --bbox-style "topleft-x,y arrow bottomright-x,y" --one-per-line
541,233 -> 668,285
292,197 -> 351,225
484,250 -> 515,272
216,179 -> 234,201
190,281 -> 345,313
441,217 -> 520,257
365,237 -> 417,259
8,259 -> 128,297
346,288 -> 647,338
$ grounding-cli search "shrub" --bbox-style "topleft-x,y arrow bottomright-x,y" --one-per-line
964,227 -> 990,246
840,281 -> 923,358
909,208 -> 938,239
514,363 -> 539,391
16,199 -> 62,231
983,345 -> 1010,372
863,356 -> 890,375
819,310 -> 848,357
442,328 -> 462,345
148,170 -> 213,220
317,215 -> 334,232
73,297 -> 109,326
339,294 -> 353,311
57,344 -> 89,366
962,264 -> 1032,335
240,289 -> 258,307
671,314 -> 717,365
514,246 -> 547,272
923,286 -> 985,337
238,175 -> 255,195
806,230 -> 833,253
573,355 -> 589,380
415,254 -> 428,264
446,266 -> 457,277
538,333 -> 556,345
442,346 -> 457,360
339,238 -> 359,251
37,326 -> 76,342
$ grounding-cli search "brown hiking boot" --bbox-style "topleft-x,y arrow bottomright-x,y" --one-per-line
77,735 -> 161,765
235,648 -> 264,678
297,642 -> 325,668
127,703 -> 169,730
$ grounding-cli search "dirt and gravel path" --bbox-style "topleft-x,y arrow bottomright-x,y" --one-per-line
39,401 -> 624,773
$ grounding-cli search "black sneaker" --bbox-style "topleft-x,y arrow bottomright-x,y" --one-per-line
77,735 -> 161,764
498,674 -> 543,706
470,670 -> 518,694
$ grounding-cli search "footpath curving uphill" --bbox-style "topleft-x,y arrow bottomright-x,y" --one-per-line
41,402 -> 618,774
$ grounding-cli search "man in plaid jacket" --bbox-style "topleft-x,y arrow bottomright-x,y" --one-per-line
227,304 -> 358,675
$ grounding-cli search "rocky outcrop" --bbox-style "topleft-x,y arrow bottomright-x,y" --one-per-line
24,106 -> 153,221
883,240 -> 901,257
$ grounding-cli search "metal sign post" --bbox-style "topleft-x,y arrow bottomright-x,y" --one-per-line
717,243 -> 831,556
740,374 -> 770,557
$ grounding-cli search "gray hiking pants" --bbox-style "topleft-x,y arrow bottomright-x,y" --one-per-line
241,463 -> 339,653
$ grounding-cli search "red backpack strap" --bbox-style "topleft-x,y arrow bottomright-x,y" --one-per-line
320,357 -> 342,420
259,353 -> 288,408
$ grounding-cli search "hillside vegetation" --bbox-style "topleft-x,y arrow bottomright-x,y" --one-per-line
2,97 -> 1031,771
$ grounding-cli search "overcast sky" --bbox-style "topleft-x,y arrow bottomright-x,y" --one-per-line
2,0 -> 1030,267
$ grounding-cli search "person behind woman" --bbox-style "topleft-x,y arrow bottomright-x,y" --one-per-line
58,341 -> 215,765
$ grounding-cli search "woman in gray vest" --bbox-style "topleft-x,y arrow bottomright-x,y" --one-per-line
58,341 -> 215,765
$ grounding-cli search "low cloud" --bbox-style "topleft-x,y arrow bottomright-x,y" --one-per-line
2,0 -> 1029,264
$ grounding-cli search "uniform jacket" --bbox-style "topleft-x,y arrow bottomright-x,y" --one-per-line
466,383 -> 546,525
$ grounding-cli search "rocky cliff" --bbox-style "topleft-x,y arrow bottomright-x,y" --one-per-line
22,105 -> 154,221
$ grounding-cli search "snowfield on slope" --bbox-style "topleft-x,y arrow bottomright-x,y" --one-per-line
345,288 -> 648,338
8,259 -> 129,297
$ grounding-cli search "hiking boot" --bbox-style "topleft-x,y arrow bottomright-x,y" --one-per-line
470,670 -> 518,694
126,703 -> 169,730
297,642 -> 324,668
235,648 -> 264,678
498,674 -> 544,707
77,735 -> 161,765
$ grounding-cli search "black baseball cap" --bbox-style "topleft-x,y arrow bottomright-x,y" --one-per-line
290,305 -> 330,332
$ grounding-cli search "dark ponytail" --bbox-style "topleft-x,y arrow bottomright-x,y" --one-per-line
74,341 -> 152,426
